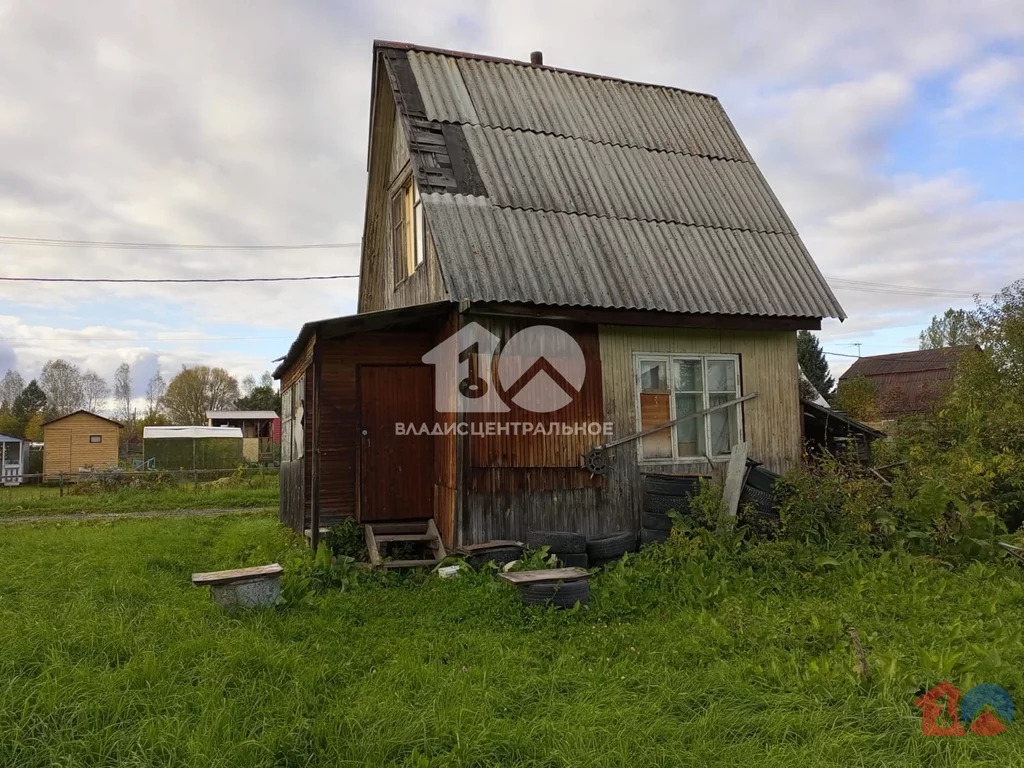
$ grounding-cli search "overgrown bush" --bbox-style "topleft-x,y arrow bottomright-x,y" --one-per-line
323,518 -> 369,561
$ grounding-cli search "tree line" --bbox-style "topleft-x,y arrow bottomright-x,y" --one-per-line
0,362 -> 280,440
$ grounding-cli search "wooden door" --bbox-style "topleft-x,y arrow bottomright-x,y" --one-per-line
359,365 -> 435,521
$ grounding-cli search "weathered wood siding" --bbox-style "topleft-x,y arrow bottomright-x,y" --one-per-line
358,65 -> 448,314
278,339 -> 314,534
599,325 -> 801,520
460,315 -> 611,544
42,413 -> 119,477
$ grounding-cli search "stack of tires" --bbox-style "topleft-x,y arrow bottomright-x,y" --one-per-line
586,531 -> 637,567
641,474 -> 705,547
526,530 -> 588,567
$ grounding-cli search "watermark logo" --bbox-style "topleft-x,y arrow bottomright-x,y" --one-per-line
915,682 -> 1014,736
422,322 -> 586,413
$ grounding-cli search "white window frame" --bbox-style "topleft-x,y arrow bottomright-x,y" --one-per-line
633,352 -> 744,463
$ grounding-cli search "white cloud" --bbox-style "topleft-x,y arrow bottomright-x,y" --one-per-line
0,0 -> 1020,384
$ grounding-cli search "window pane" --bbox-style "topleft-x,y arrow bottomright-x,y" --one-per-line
706,359 -> 737,392
708,393 -> 739,456
639,360 -> 667,392
674,359 -> 702,392
674,393 -> 705,457
639,360 -> 671,459
414,199 -> 424,267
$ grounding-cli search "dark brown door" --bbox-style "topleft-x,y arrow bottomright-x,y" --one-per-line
359,365 -> 435,521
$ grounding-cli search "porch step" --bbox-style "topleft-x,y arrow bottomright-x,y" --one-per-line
364,519 -> 447,569
382,558 -> 441,569
375,533 -> 436,543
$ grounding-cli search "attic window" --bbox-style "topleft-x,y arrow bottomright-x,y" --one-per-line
392,176 -> 426,284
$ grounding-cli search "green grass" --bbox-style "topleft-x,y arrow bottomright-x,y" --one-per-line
0,474 -> 278,516
1,514 -> 1023,766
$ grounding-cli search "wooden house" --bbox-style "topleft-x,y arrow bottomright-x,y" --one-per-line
274,42 -> 845,550
206,410 -> 281,463
41,410 -> 122,478
839,346 -> 976,419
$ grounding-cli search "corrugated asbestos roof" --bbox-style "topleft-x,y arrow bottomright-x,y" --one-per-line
462,125 -> 791,233
380,42 -> 845,320
424,195 -> 840,317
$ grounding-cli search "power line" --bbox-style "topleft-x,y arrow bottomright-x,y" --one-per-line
0,235 -> 360,251
825,276 -> 986,299
0,335 -> 292,342
0,274 -> 358,284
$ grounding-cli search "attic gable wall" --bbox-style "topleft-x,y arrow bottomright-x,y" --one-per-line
357,59 -> 448,313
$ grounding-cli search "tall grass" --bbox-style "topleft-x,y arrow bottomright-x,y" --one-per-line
0,514 -> 1022,766
0,471 -> 278,516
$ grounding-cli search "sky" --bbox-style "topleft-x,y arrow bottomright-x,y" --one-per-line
0,0 -> 1022,399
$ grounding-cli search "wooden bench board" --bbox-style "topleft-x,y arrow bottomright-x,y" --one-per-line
192,563 -> 283,586
498,567 -> 591,585
454,540 -> 524,555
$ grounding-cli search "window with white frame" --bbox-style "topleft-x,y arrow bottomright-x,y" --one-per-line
636,355 -> 743,461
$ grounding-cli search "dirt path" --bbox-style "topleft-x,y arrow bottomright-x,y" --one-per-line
0,507 -> 275,524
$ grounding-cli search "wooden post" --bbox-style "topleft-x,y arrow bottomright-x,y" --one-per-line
59,472 -> 64,497
192,438 -> 198,489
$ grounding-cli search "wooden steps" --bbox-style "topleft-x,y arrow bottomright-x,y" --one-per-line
364,519 -> 446,569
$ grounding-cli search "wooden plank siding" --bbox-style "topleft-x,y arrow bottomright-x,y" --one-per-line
42,413 -> 119,478
278,335 -> 314,534
460,314 -> 610,544
358,66 -> 449,314
598,324 -> 802,521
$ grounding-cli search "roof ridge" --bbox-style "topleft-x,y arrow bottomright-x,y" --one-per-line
424,192 -> 797,238
375,39 -> 721,101
450,120 -> 753,163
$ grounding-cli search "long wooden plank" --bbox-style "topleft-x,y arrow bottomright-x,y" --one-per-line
718,441 -> 748,534
498,567 -> 591,585
454,540 -> 524,555
192,563 -> 283,586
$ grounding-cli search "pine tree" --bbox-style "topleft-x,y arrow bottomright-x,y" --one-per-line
797,330 -> 834,400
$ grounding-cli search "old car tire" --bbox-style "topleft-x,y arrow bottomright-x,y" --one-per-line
586,531 -> 636,560
640,527 -> 671,546
517,580 -> 590,608
641,511 -> 673,531
526,530 -> 587,554
466,545 -> 524,569
557,552 -> 589,568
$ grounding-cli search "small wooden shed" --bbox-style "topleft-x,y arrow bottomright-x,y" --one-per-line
41,410 -> 122,478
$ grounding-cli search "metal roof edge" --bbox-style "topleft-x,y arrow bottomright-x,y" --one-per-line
272,302 -> 454,380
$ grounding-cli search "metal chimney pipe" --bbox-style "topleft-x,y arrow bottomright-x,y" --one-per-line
530,51 -> 543,66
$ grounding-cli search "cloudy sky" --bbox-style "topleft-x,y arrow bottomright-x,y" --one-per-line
0,0 -> 1022,397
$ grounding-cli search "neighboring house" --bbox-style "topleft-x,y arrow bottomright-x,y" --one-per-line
41,410 -> 122,478
274,41 -> 845,548
839,346 -> 976,419
144,426 -> 244,470
0,432 -> 26,486
206,410 -> 281,463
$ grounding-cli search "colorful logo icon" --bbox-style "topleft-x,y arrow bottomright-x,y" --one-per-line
915,682 -> 1013,736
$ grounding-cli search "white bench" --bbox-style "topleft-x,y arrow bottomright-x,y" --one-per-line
192,563 -> 283,608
